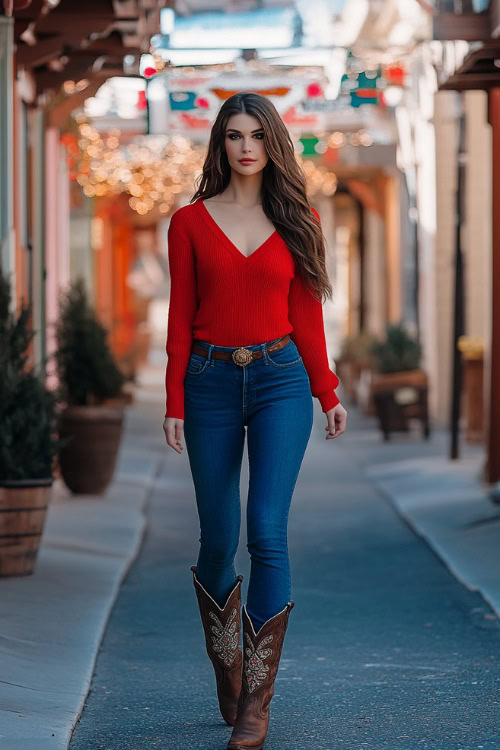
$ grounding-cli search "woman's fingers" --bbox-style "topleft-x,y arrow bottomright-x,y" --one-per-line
324,404 -> 347,440
163,418 -> 184,453
334,409 -> 347,438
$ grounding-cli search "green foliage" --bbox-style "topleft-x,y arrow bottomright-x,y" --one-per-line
54,276 -> 125,406
371,322 -> 422,374
0,271 -> 60,481
339,331 -> 380,367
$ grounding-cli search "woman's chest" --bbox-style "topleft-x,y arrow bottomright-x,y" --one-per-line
192,233 -> 296,290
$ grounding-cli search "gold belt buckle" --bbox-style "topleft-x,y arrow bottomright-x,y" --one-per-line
232,347 -> 253,366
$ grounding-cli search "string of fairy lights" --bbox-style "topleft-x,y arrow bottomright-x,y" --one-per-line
72,114 -> 205,216
71,115 -> 373,215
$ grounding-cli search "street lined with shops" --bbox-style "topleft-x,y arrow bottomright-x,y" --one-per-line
2,2 -> 500,747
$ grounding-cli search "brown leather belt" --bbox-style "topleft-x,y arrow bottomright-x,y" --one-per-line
191,335 -> 291,366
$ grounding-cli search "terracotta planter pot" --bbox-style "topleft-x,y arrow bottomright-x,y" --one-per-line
58,405 -> 124,495
0,478 -> 53,577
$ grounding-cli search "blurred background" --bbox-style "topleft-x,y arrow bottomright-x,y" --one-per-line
1,0 -> 499,485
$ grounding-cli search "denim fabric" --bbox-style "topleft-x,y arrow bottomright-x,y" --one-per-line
183,335 -> 313,633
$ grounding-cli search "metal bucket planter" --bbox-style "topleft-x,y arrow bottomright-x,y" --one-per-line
58,405 -> 125,495
0,478 -> 53,576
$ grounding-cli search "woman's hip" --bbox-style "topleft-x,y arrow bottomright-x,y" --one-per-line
184,335 -> 312,423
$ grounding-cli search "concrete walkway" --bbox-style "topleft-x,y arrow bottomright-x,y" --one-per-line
365,452 -> 500,618
0,392 -> 164,750
66,391 -> 500,750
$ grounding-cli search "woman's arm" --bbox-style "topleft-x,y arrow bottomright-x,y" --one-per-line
287,207 -> 340,412
164,210 -> 197,420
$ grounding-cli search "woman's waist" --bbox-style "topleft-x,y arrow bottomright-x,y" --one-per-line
191,319 -> 293,352
192,333 -> 291,353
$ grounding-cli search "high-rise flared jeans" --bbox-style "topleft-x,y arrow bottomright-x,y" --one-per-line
183,336 -> 313,633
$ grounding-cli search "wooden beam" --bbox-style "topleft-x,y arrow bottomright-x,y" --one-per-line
437,41 -> 500,91
35,64 -> 124,97
433,11 -> 490,41
440,73 -> 500,90
16,35 -> 67,67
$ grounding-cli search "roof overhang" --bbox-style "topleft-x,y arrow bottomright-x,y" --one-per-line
438,40 -> 500,91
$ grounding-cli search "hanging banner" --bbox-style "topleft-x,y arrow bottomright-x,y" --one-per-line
147,70 -> 327,139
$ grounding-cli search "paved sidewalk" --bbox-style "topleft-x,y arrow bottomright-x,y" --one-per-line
67,393 -> 500,750
364,452 -> 500,618
0,393 -> 164,750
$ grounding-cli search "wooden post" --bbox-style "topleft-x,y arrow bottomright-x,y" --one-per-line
450,101 -> 466,461
486,88 -> 500,484
384,175 -> 401,324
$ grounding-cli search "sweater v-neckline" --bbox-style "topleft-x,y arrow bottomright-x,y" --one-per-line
198,199 -> 278,263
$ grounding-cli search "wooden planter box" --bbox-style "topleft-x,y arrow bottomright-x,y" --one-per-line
370,369 -> 430,441
0,478 -> 53,576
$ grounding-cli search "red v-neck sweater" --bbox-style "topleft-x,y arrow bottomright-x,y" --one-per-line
164,198 -> 340,420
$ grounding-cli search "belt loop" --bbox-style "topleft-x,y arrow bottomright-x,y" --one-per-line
208,343 -> 215,366
263,340 -> 270,365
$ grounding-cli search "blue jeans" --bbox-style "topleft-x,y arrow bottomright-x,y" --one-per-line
183,335 -> 313,633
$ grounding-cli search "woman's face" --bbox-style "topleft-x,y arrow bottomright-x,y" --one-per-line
224,112 -> 268,176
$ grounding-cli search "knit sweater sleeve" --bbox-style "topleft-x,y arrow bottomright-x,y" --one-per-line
164,209 -> 197,420
287,207 -> 340,412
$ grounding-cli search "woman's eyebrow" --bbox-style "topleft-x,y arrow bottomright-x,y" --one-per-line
225,128 -> 264,133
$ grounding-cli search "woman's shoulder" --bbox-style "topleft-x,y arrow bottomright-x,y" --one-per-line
169,200 -> 200,228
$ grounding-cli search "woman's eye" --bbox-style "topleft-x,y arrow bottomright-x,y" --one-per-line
227,134 -> 264,140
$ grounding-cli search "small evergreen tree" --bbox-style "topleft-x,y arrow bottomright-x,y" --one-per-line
55,277 -> 125,406
0,271 -> 60,481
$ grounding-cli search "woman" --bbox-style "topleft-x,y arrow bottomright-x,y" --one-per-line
163,91 -> 347,750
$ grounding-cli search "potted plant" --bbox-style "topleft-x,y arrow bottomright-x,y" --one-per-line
54,277 -> 127,495
337,331 -> 379,409
370,323 -> 430,440
0,271 -> 60,576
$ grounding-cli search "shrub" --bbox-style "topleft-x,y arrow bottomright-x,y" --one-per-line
0,271 -> 60,481
371,323 -> 422,374
54,277 -> 125,406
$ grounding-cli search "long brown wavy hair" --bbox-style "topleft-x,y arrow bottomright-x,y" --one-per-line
190,92 -> 332,302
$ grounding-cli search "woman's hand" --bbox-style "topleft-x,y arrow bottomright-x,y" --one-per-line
324,403 -> 347,440
163,417 -> 184,454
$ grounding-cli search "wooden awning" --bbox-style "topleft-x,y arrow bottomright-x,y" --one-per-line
3,0 -> 164,98
438,40 -> 500,91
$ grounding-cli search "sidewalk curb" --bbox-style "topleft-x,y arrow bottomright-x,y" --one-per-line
0,437 -> 162,750
364,454 -> 500,619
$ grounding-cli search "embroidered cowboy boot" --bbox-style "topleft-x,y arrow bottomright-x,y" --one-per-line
191,565 -> 244,726
227,600 -> 295,750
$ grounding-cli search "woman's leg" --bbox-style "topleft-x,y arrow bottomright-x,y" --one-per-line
184,362 -> 246,608
245,378 -> 313,633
